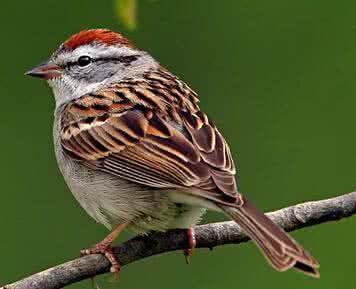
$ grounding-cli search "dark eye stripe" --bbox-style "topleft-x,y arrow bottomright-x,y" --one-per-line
64,55 -> 140,69
115,55 -> 139,65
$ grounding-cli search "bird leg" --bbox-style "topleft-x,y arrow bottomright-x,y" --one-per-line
183,227 -> 196,264
80,223 -> 127,275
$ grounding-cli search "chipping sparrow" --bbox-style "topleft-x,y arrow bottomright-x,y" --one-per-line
26,29 -> 319,277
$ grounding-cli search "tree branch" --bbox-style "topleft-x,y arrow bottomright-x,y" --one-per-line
2,192 -> 356,289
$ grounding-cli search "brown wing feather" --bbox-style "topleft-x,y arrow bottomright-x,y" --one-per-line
59,69 -> 241,206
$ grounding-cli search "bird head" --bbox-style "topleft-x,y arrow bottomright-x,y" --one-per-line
26,29 -> 158,107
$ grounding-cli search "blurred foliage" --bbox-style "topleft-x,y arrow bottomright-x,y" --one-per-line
115,0 -> 137,30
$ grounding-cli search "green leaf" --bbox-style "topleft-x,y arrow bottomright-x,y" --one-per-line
114,0 -> 137,30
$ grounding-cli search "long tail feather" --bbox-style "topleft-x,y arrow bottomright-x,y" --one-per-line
220,197 -> 320,277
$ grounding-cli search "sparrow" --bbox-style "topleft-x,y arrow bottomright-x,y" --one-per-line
26,29 -> 319,277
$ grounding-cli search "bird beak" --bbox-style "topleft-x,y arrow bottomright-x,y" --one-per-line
25,61 -> 62,80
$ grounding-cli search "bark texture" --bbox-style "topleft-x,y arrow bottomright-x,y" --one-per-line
2,192 -> 356,289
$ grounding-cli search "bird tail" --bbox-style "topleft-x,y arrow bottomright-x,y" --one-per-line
219,197 -> 320,277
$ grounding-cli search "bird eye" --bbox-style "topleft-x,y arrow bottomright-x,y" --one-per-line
77,56 -> 92,67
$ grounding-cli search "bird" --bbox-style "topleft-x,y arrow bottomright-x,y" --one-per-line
26,29 -> 319,278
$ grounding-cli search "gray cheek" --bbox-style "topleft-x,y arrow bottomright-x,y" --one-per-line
70,63 -> 122,83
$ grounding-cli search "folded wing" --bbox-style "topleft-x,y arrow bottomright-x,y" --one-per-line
59,70 -> 240,205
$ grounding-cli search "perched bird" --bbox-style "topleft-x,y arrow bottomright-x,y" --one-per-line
26,29 -> 319,277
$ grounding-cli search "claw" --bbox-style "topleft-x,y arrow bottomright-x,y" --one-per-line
81,241 -> 121,276
183,228 -> 196,264
80,223 -> 126,278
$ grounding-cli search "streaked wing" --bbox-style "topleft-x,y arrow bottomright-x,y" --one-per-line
59,69 -> 241,205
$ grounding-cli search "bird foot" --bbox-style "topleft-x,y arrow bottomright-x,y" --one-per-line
183,227 -> 196,264
81,240 -> 120,276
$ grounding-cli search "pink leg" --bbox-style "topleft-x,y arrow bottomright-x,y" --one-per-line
80,223 -> 126,277
183,227 -> 196,264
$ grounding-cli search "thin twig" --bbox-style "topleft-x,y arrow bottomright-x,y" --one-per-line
2,192 -> 356,289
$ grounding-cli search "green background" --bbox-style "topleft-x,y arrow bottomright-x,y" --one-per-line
1,0 -> 355,288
